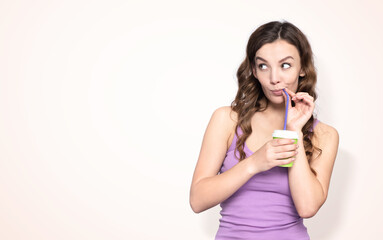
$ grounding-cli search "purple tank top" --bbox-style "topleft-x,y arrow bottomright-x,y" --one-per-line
215,119 -> 319,240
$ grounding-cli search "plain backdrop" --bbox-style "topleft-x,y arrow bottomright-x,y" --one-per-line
1,0 -> 383,239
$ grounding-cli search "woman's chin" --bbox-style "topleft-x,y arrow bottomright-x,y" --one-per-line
268,97 -> 285,105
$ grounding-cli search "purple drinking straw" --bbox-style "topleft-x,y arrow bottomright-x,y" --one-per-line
282,89 -> 289,130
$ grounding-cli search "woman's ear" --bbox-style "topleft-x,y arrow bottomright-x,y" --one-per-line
252,65 -> 258,78
299,68 -> 305,78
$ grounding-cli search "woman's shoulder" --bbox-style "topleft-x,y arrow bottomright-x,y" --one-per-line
313,120 -> 339,144
314,120 -> 338,136
211,106 -> 238,146
212,106 -> 238,127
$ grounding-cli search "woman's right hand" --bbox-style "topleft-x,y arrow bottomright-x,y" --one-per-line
250,138 -> 298,172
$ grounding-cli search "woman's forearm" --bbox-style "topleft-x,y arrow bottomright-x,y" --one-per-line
190,156 -> 259,213
288,131 -> 325,218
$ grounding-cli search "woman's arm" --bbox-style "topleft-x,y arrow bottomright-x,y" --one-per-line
287,122 -> 339,218
190,106 -> 298,213
189,107 -> 260,213
282,88 -> 340,218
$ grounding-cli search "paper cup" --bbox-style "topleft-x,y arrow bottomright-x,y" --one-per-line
272,130 -> 299,167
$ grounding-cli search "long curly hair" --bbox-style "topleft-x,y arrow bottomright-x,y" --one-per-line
231,20 -> 322,175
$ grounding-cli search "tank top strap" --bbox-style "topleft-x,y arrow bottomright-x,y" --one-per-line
228,125 -> 242,152
311,118 -> 320,132
236,125 -> 243,135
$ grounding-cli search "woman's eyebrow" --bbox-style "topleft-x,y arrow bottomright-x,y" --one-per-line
255,56 -> 294,63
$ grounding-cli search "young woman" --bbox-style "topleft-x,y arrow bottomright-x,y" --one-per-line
189,21 -> 339,239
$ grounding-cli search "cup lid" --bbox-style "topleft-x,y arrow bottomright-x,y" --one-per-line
272,130 -> 299,139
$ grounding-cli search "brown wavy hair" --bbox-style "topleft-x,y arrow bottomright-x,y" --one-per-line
231,20 -> 322,175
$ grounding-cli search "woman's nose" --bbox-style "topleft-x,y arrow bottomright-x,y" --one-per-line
270,69 -> 281,84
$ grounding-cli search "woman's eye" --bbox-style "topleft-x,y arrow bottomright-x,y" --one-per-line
258,64 -> 267,70
258,63 -> 290,70
282,63 -> 291,69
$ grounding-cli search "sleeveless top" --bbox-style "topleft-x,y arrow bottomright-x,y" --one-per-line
215,119 -> 320,240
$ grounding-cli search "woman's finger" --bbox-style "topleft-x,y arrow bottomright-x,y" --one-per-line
272,138 -> 295,146
299,95 -> 314,104
274,144 -> 298,153
302,95 -> 315,109
296,93 -> 314,104
296,92 -> 309,96
275,157 -> 295,166
296,93 -> 313,100
275,150 -> 298,160
292,95 -> 304,102
284,88 -> 296,97
294,95 -> 314,113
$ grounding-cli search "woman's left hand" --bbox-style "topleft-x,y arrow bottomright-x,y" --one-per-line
282,88 -> 315,131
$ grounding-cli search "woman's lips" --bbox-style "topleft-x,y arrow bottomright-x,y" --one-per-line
271,89 -> 283,96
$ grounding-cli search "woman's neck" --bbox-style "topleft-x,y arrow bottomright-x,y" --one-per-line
261,100 -> 286,126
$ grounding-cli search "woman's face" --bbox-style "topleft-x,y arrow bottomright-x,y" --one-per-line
252,39 -> 305,105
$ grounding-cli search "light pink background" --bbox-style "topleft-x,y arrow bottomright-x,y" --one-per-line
1,0 -> 382,239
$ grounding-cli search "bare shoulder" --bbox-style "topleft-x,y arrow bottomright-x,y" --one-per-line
312,121 -> 339,160
311,121 -> 339,172
212,106 -> 238,146
213,106 -> 238,124
313,121 -> 339,145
